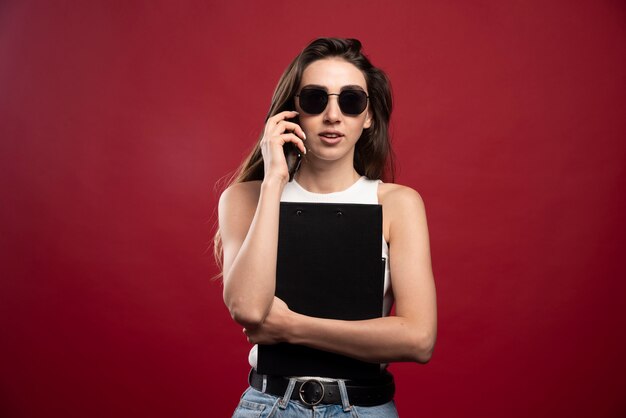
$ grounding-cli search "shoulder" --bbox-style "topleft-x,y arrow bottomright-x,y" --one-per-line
377,182 -> 429,246
378,182 -> 425,211
219,180 -> 262,205
377,182 -> 427,229
218,180 -> 262,219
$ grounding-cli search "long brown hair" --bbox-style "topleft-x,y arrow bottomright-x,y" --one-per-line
212,37 -> 395,275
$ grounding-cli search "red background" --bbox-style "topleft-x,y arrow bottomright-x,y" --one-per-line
1,1 -> 625,417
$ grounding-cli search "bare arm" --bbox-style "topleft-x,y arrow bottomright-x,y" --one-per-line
244,186 -> 437,363
220,111 -> 306,328
219,179 -> 282,327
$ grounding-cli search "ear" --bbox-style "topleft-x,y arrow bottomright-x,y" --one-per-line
363,109 -> 373,129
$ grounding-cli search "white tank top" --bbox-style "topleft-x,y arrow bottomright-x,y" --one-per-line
248,175 -> 394,369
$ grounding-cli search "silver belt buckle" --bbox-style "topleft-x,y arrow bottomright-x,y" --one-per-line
298,379 -> 325,406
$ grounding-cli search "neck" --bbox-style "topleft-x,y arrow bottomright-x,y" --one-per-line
294,156 -> 361,194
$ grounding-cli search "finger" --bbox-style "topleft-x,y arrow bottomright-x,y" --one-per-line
279,133 -> 307,155
268,110 -> 299,125
276,121 -> 306,141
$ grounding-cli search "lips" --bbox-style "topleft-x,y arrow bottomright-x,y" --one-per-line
319,130 -> 345,145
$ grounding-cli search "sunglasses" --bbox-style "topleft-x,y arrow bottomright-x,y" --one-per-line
295,88 -> 369,116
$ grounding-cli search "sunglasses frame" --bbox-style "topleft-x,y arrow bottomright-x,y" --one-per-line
295,88 -> 369,116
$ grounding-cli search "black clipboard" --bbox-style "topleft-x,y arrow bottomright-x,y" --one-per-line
257,202 -> 385,379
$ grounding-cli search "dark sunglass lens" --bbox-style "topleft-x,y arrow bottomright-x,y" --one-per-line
299,89 -> 327,114
339,90 -> 368,115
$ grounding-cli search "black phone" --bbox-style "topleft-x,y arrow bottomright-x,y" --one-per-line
283,114 -> 303,182
284,142 -> 302,182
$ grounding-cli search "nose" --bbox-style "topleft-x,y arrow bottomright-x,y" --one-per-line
323,95 -> 341,123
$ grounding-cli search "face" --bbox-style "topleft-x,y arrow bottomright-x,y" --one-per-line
295,58 -> 373,163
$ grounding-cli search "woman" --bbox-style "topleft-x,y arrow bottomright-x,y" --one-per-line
215,38 -> 437,417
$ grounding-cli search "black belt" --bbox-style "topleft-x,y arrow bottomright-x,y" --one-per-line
248,368 -> 395,407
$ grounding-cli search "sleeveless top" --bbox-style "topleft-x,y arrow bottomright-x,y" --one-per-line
248,175 -> 394,370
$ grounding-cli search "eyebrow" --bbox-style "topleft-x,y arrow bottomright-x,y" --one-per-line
300,84 -> 367,92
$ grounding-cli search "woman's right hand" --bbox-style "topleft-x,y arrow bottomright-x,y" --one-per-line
260,110 -> 307,185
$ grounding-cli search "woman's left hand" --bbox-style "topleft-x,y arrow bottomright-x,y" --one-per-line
243,297 -> 294,345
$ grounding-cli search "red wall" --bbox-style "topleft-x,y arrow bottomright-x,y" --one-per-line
1,1 -> 625,417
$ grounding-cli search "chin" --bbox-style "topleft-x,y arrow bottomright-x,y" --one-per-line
309,147 -> 354,162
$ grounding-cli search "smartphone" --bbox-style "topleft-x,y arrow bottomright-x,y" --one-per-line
284,114 -> 303,182
284,142 -> 302,182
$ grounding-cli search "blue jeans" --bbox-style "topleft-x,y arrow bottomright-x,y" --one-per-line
232,386 -> 399,417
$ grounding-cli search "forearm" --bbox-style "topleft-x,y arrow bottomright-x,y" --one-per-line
287,313 -> 436,364
223,179 -> 284,326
